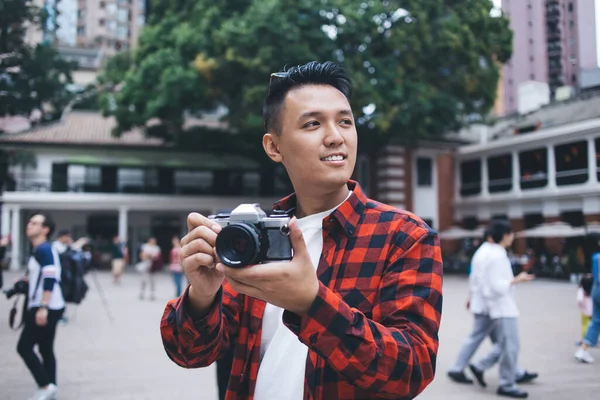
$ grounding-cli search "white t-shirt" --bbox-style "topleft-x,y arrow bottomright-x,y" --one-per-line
28,242 -> 65,310
254,191 -> 352,400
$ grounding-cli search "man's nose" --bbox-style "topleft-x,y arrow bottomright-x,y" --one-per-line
324,125 -> 344,147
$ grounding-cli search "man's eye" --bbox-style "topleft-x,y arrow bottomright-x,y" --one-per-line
303,121 -> 320,128
341,119 -> 353,126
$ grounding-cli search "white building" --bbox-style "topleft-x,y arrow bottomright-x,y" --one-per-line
453,94 -> 600,255
0,110 -> 286,270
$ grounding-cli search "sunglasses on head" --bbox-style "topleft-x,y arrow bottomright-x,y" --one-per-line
267,72 -> 288,98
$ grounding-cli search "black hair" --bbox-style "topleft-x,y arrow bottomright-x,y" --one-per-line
58,229 -> 71,237
487,220 -> 512,244
263,61 -> 352,134
580,274 -> 593,296
31,212 -> 56,238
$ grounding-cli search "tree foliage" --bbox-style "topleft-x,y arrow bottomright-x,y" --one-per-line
0,0 -> 75,121
101,0 -> 512,153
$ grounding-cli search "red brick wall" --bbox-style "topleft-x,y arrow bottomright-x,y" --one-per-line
436,152 -> 455,232
404,148 -> 413,212
510,218 -> 526,254
585,214 -> 600,223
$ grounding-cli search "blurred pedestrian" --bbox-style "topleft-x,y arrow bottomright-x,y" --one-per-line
169,235 -> 183,297
575,249 -> 600,363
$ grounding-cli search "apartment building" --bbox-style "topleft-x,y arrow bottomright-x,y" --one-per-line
499,0 -> 599,114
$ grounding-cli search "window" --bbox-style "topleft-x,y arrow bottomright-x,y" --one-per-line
99,18 -> 105,27
416,157 -> 433,187
460,159 -> 481,196
555,141 -> 588,185
568,2 -> 574,12
519,148 -> 547,189
530,73 -> 535,80
99,1 -> 105,8
596,138 -> 600,181
487,154 -> 512,193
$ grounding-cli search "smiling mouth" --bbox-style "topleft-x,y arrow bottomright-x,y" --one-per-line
320,155 -> 346,162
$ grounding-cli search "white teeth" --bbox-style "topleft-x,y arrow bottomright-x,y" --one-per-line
322,155 -> 344,161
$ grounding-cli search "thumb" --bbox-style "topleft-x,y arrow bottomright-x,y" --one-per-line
288,217 -> 307,255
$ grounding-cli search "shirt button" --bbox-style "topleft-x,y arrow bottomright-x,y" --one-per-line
309,333 -> 319,344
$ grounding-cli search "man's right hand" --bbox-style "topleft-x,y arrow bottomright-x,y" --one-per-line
513,271 -> 535,284
180,212 -> 224,317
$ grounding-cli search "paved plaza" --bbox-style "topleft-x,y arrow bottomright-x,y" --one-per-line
1,270 -> 598,399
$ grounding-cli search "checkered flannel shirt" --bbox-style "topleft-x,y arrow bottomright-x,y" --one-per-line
161,180 -> 443,399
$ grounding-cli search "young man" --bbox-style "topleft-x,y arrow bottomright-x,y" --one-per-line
469,221 -> 534,399
160,61 -> 443,399
448,226 -> 537,391
17,213 -> 65,400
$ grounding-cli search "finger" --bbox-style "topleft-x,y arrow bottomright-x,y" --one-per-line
182,225 -> 219,248
218,262 -> 283,284
226,276 -> 264,300
287,217 -> 307,256
180,237 -> 214,260
187,212 -> 222,234
182,253 -> 217,270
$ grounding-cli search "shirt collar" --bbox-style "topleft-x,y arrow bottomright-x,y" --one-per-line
272,180 -> 367,237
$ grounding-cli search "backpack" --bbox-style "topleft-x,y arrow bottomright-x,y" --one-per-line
59,250 -> 89,304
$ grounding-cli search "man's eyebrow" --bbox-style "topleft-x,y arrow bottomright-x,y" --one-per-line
298,109 -> 354,119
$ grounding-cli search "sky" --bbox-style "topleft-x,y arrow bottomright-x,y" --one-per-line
492,0 -> 600,67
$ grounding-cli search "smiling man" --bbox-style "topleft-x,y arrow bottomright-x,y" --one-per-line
160,61 -> 443,400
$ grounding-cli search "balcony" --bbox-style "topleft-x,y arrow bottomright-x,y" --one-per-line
3,171 -> 268,197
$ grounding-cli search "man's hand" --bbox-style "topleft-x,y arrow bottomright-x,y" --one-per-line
180,213 -> 225,315
35,308 -> 48,327
513,271 -> 535,284
216,217 -> 319,316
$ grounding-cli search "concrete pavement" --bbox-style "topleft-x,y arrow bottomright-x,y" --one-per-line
0,270 -> 598,399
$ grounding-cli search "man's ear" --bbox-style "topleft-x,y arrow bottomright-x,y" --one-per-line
263,133 -> 283,163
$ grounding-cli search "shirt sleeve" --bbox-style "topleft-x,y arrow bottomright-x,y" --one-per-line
35,245 -> 59,278
160,282 -> 242,369
282,229 -> 443,399
35,245 -> 59,291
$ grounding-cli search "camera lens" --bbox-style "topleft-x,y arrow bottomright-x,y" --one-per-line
215,223 -> 264,268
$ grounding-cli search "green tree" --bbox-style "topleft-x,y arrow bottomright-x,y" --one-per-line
0,0 -> 75,120
101,0 -> 512,192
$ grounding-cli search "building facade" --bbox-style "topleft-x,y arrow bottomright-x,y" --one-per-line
0,111 -> 288,270
500,0 -> 599,114
454,94 -> 600,257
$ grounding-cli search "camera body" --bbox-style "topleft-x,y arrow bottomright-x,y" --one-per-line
209,204 -> 293,268
3,279 -> 29,299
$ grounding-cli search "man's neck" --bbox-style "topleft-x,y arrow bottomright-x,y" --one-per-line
31,236 -> 46,248
294,184 -> 350,219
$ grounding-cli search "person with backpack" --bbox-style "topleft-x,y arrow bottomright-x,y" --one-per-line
15,213 -> 64,400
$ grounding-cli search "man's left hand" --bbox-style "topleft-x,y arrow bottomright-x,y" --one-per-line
216,217 -> 319,316
35,308 -> 48,327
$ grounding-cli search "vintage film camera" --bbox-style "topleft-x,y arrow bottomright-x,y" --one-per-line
3,279 -> 28,299
209,204 -> 293,268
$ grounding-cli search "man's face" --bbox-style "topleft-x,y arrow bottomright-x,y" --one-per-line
268,84 -> 357,192
503,232 -> 515,248
26,215 -> 47,240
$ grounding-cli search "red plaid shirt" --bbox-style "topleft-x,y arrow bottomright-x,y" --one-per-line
161,180 -> 443,399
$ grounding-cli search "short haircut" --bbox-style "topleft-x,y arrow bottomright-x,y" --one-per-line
263,61 -> 352,134
32,213 -> 56,238
58,229 -> 71,237
487,220 -> 512,244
